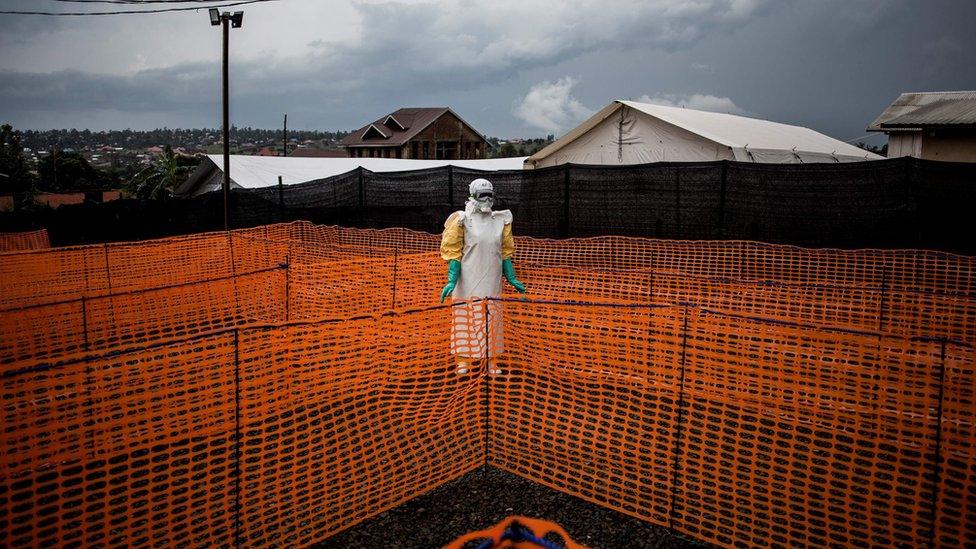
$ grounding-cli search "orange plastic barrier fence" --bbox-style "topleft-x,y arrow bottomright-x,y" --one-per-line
2,221 -> 975,548
4,221 -> 972,368
0,229 -> 50,252
492,300 -> 975,547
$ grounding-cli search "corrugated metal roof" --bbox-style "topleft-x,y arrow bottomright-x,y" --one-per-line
867,91 -> 976,131
881,98 -> 976,127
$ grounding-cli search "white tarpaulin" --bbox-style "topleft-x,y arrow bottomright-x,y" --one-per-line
526,101 -> 882,168
177,155 -> 528,196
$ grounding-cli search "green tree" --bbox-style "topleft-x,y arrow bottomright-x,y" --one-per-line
127,145 -> 199,200
855,141 -> 888,156
0,123 -> 35,195
494,142 -> 520,158
36,150 -> 108,192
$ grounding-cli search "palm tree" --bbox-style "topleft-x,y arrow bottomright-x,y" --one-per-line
127,145 -> 196,200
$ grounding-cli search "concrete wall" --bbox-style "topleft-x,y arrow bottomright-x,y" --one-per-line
921,131 -> 976,162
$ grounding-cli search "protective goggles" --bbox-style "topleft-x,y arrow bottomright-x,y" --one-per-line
473,191 -> 494,200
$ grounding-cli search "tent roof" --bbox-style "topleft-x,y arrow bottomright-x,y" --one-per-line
176,155 -> 527,195
620,101 -> 877,157
527,100 -> 880,165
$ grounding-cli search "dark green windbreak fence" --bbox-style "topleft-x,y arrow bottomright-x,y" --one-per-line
1,157 -> 973,253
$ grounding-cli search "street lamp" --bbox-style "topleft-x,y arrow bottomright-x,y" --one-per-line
209,8 -> 244,231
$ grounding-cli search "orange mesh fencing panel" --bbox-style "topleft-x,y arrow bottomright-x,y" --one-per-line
288,254 -> 396,321
237,308 -> 485,545
3,221 -> 976,549
0,300 -> 87,367
229,232 -> 290,274
0,224 -> 295,311
0,229 -> 50,252
0,245 -> 110,310
489,299 -> 974,548
104,233 -> 235,294
1,268 -> 287,367
675,311 -> 943,548
490,301 -> 685,526
937,342 -> 976,546
1,333 -> 238,547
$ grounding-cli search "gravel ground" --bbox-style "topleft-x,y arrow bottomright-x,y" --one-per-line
316,466 -> 711,549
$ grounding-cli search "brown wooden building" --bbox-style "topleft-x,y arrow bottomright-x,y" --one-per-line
340,107 -> 489,159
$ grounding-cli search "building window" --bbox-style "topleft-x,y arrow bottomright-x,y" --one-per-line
436,141 -> 458,160
411,141 -> 419,159
423,141 -> 429,159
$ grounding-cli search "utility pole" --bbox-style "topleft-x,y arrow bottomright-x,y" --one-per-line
222,15 -> 230,230
210,8 -> 244,231
282,114 -> 288,157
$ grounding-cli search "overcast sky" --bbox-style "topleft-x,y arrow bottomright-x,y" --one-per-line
1,0 -> 974,142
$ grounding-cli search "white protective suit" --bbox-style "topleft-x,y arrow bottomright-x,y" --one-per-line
441,182 -> 513,359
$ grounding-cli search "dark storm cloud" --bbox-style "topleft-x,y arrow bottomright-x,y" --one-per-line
0,0 -> 974,138
0,65 -> 214,111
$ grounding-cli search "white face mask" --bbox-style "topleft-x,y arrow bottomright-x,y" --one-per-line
473,196 -> 494,213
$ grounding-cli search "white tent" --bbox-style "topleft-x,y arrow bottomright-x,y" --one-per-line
525,100 -> 882,168
175,155 -> 528,197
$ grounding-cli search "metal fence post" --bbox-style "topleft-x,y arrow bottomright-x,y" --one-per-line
284,244 -> 291,322
233,328 -> 243,547
358,166 -> 366,209
483,298 -> 491,470
908,157 -> 921,248
103,243 -> 113,292
717,161 -> 728,237
928,337 -> 948,549
560,165 -> 571,238
277,175 -> 285,222
674,167 -> 682,237
391,243 -> 399,310
667,305 -> 691,530
81,296 -> 89,352
447,165 -> 454,208
878,265 -> 888,332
